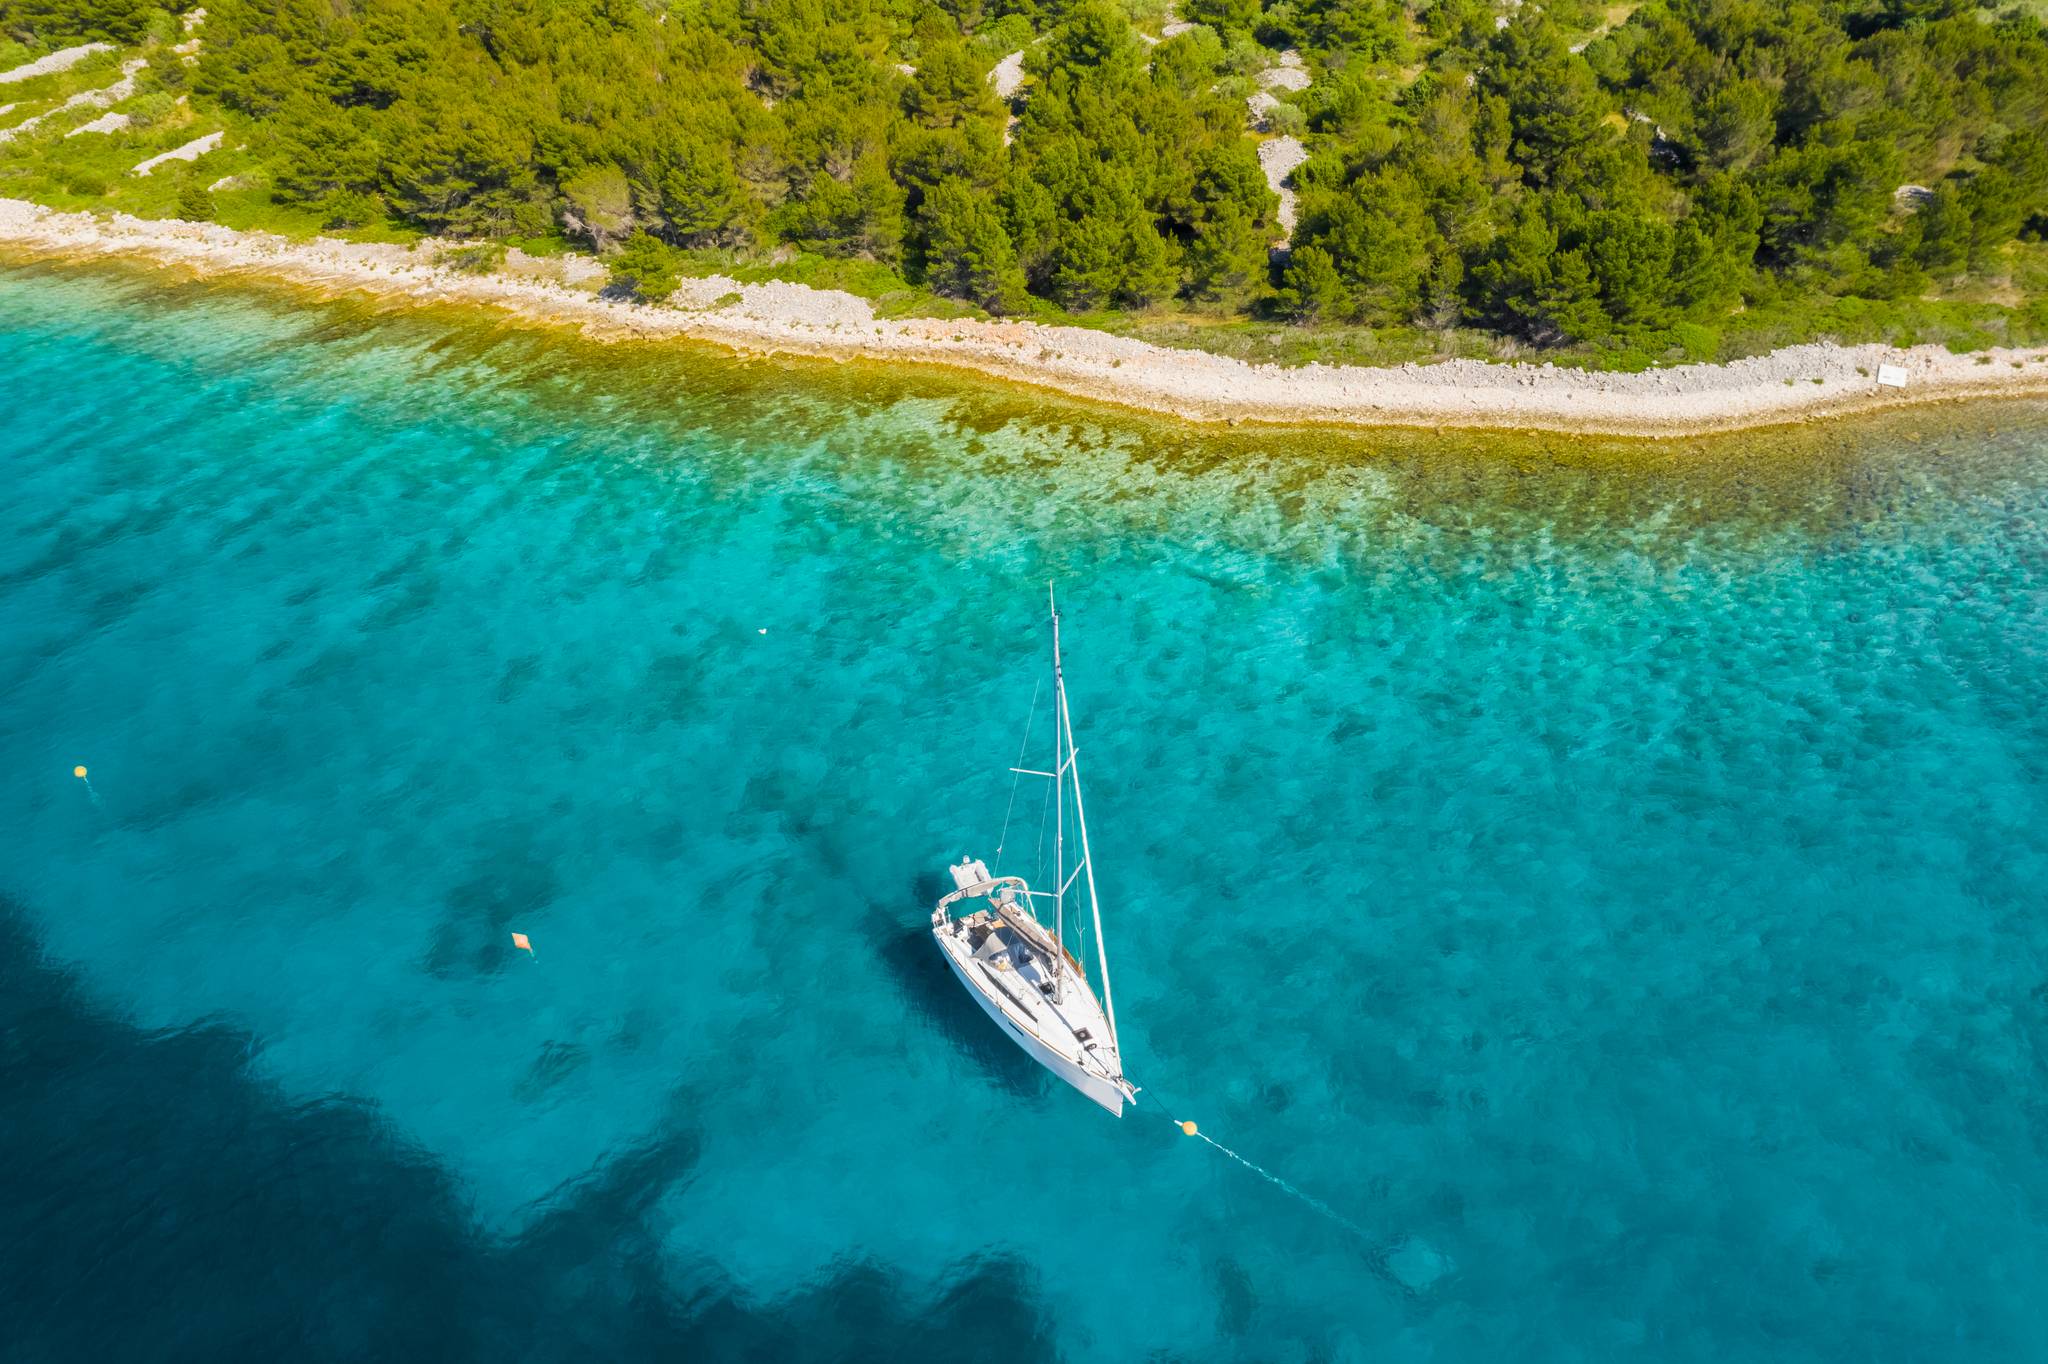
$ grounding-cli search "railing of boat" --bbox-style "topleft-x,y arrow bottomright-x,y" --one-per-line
934,876 -> 1030,916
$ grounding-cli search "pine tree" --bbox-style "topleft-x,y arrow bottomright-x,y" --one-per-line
921,178 -> 1030,313
1184,199 -> 1269,300
1583,208 -> 1676,330
1115,201 -> 1178,307
1697,80 -> 1776,174
1277,244 -> 1348,323
1049,211 -> 1124,311
560,166 -> 636,252
1480,10 -> 1606,187
903,34 -> 1001,129
1912,184 -> 1972,277
659,140 -> 755,249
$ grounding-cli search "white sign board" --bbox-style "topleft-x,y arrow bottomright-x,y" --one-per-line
1876,364 -> 1909,388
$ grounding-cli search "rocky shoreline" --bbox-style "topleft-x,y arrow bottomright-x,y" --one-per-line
5,197 -> 2047,437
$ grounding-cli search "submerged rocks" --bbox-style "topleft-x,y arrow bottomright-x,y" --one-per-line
1383,1237 -> 1453,1293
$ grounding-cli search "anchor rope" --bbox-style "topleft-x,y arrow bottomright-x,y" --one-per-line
1137,1089 -> 1371,1243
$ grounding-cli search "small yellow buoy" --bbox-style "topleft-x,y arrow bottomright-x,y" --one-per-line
73,765 -> 88,779
1180,1120 -> 1198,1136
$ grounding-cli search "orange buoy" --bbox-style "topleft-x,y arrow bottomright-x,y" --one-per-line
73,765 -> 88,779
1180,1120 -> 1198,1136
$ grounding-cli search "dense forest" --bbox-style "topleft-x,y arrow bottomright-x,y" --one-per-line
4,0 -> 2047,360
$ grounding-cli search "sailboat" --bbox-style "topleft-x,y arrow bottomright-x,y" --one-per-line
931,587 -> 1139,1116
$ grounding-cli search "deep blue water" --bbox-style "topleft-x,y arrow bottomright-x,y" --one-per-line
3,263 -> 2047,1362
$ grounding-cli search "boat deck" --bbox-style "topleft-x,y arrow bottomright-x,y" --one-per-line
941,908 -> 1125,1086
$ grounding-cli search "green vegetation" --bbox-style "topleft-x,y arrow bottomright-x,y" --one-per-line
608,231 -> 681,303
3,0 -> 2047,366
1,0 -> 160,44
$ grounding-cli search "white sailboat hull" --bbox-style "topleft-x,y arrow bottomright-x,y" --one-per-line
934,919 -> 1132,1116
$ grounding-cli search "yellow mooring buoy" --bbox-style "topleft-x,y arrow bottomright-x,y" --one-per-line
73,765 -> 88,779
1181,1120 -> 1199,1136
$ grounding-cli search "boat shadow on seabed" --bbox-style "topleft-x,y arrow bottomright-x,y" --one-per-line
866,883 -> 1052,1106
869,889 -> 1450,1294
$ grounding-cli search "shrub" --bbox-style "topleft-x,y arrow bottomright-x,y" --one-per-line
1267,102 -> 1307,138
319,190 -> 383,229
437,241 -> 506,274
1668,321 -> 1719,362
978,14 -> 1033,54
608,230 -> 681,303
124,91 -> 177,128
176,178 -> 214,221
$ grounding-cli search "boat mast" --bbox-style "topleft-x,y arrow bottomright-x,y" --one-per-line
1050,585 -> 1065,963
1049,584 -> 1120,1052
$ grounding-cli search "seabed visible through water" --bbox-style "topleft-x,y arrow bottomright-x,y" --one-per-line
3,260 -> 2046,1362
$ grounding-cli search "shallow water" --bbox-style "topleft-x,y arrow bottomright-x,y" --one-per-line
3,262 -> 2046,1362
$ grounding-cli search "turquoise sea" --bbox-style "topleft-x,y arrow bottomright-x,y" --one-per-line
3,261 -> 2046,1362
